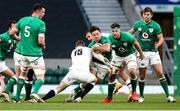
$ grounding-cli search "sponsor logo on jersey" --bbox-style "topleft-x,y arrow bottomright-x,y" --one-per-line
142,32 -> 149,38
118,47 -> 126,53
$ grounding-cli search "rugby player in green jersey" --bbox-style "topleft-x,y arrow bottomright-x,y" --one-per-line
129,7 -> 176,103
88,26 -> 115,103
85,31 -> 123,96
0,20 -> 20,102
8,3 -> 47,103
107,23 -> 144,102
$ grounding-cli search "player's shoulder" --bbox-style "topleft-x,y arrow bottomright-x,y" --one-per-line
0,31 -> 9,39
34,17 -> 45,24
18,16 -> 28,22
122,32 -> 134,42
38,18 -> 45,24
151,20 -> 160,27
101,35 -> 108,39
101,36 -> 110,43
76,46 -> 89,50
82,46 -> 91,50
134,20 -> 143,25
108,34 -> 113,39
21,16 -> 32,20
121,31 -> 133,37
151,20 -> 159,24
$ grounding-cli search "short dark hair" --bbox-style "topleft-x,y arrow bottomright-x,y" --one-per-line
143,7 -> 153,15
85,31 -> 90,36
7,20 -> 16,28
75,40 -> 85,47
32,3 -> 46,12
111,23 -> 120,29
90,26 -> 101,33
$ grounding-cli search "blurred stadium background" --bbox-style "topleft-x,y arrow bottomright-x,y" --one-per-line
0,0 -> 180,95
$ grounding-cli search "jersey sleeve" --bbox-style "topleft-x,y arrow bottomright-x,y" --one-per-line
102,36 -> 111,45
133,21 -> 140,31
39,22 -> 46,34
155,23 -> 162,35
0,33 -> 7,42
0,35 -> 6,42
16,20 -> 20,29
16,18 -> 24,29
127,32 -> 135,44
88,41 -> 94,48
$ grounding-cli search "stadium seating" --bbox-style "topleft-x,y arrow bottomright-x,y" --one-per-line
0,0 -> 88,58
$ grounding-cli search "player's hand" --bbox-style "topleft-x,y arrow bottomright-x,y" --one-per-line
92,46 -> 98,52
139,53 -> 144,60
154,43 -> 159,52
154,43 -> 159,49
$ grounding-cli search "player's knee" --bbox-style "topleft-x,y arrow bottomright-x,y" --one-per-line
157,73 -> 164,78
22,67 -> 28,73
129,69 -> 136,77
36,75 -> 45,81
34,67 -> 45,80
127,61 -> 137,73
34,68 -> 45,75
139,75 -> 145,80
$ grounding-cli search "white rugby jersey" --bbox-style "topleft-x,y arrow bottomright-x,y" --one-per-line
70,46 -> 92,71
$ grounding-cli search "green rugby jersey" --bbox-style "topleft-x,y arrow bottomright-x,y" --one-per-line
15,16 -> 46,56
133,20 -> 162,52
108,32 -> 135,57
88,36 -> 112,61
0,32 -> 14,61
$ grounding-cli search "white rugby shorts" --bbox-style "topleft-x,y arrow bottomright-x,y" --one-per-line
62,69 -> 96,85
137,51 -> 161,68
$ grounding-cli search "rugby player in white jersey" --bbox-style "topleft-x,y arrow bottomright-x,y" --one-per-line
34,40 -> 97,103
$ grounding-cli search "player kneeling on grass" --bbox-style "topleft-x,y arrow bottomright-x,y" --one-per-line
38,40 -> 97,103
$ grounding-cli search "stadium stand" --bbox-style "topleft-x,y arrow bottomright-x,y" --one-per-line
0,0 -> 89,58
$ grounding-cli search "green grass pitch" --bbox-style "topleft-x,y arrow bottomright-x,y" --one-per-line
0,94 -> 180,110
